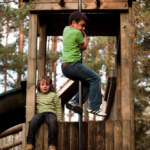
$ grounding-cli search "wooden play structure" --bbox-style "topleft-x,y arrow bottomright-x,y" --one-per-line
0,0 -> 136,149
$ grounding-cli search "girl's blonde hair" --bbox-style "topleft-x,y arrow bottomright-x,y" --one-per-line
37,76 -> 55,92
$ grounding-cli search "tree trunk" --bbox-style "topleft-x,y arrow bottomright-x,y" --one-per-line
4,1 -> 9,92
16,0 -> 24,87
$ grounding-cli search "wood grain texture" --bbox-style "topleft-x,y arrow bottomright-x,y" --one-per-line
26,14 -> 37,122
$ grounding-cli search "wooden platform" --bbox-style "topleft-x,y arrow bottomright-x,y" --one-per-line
35,121 -> 105,150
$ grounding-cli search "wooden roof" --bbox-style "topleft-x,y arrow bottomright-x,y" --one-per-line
38,12 -> 120,36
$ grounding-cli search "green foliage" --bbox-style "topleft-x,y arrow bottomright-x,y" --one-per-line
135,119 -> 150,150
46,50 -> 61,64
84,36 -> 116,76
0,43 -> 27,88
133,0 -> 150,149
0,0 -> 29,90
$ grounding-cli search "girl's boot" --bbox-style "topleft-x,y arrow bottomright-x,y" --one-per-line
49,145 -> 56,150
26,144 -> 33,150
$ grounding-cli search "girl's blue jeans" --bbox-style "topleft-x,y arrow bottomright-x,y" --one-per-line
61,61 -> 102,111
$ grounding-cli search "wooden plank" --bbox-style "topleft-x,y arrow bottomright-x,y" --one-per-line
105,120 -> 114,150
129,7 -> 135,150
104,77 -> 116,119
0,140 -> 22,150
57,122 -> 70,150
88,122 -> 96,150
34,0 -> 92,2
96,122 -> 105,150
26,14 -> 37,122
64,123 -> 70,150
43,123 -> 48,150
120,12 -> 134,150
34,0 -> 128,3
82,122 -> 88,150
22,123 -> 26,150
120,13 -> 132,120
57,122 -> 64,150
110,35 -> 121,121
0,124 -> 22,138
35,125 -> 44,150
114,121 -> 122,150
30,2 -> 128,11
70,122 -> 78,150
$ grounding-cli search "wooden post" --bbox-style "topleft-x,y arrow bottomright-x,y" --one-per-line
26,13 -> 37,122
38,24 -> 47,80
35,22 -> 47,150
25,13 -> 37,149
52,36 -> 58,90
113,34 -> 122,150
120,11 -> 134,150
129,7 -> 135,150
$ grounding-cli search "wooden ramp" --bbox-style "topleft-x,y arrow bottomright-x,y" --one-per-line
104,77 -> 116,118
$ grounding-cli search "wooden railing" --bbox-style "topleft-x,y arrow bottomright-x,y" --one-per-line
0,120 -> 149,150
0,124 -> 25,150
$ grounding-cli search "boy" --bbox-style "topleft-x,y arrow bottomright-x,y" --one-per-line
61,11 -> 106,117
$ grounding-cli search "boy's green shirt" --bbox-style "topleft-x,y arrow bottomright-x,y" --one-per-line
62,26 -> 84,63
36,92 -> 62,121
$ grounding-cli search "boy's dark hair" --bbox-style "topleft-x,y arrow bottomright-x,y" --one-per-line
37,76 -> 55,92
69,11 -> 88,25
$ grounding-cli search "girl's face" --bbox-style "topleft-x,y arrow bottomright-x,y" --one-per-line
39,79 -> 50,93
72,20 -> 86,32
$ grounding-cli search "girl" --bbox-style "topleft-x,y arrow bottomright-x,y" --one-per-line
26,76 -> 62,150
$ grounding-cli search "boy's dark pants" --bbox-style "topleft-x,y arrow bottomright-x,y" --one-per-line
27,112 -> 57,146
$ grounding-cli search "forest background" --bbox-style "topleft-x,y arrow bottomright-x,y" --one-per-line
0,0 -> 150,149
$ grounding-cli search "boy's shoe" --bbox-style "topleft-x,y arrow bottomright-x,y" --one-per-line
26,144 -> 33,150
66,101 -> 83,114
87,107 -> 107,117
96,115 -> 106,121
49,145 -> 56,150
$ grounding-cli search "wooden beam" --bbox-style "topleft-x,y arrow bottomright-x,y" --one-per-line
0,124 -> 22,138
29,2 -> 128,11
26,14 -> 37,122
36,21 -> 47,150
110,34 -> 121,121
0,141 -> 22,150
38,23 -> 47,80
120,11 -> 134,150
129,7 -> 135,150
31,0 -> 129,3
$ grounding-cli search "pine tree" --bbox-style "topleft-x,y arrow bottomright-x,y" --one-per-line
0,0 -> 29,91
133,1 -> 150,149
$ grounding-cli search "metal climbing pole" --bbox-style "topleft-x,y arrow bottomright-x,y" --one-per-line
78,0 -> 82,150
